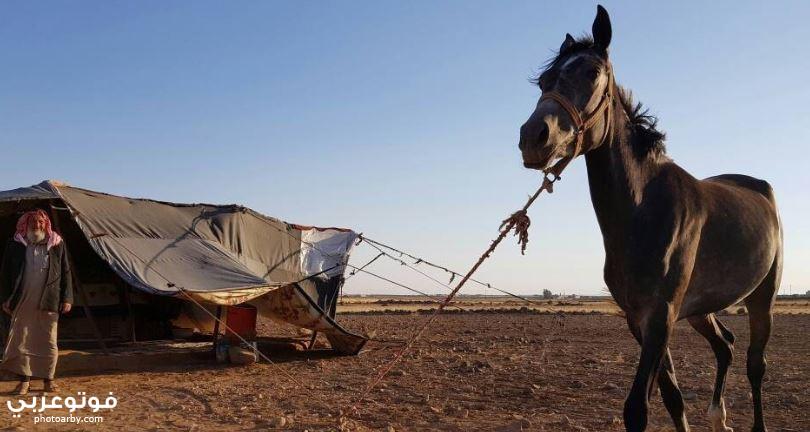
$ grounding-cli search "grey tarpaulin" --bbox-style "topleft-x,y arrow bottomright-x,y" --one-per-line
0,180 -> 366,354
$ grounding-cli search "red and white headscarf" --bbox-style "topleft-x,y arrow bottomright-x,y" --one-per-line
14,209 -> 63,250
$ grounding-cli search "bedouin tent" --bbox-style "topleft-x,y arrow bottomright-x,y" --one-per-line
0,180 -> 366,354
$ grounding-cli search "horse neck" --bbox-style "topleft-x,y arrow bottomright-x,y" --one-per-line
583,96 -> 663,241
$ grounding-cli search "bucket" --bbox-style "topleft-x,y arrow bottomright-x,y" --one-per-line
229,342 -> 259,365
224,304 -> 257,343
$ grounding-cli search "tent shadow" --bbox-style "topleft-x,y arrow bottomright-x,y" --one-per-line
1,339 -> 349,379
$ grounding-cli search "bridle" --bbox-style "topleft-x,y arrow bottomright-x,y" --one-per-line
539,60 -> 616,179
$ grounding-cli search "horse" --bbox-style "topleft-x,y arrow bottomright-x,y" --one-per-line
518,6 -> 782,432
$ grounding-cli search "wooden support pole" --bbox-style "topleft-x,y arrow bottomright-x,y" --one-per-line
50,203 -> 110,354
119,281 -> 136,343
211,305 -> 222,353
75,282 -> 109,353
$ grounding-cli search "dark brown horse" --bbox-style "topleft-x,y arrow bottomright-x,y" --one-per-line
518,6 -> 782,432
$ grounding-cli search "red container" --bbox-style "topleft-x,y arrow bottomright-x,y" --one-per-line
224,304 -> 257,342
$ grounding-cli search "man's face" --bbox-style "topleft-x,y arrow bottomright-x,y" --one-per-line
30,215 -> 47,232
27,214 -> 48,243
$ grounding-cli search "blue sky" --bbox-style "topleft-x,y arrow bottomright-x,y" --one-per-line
2,1 -> 809,296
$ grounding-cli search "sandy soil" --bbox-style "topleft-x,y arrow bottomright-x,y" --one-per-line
1,312 -> 807,431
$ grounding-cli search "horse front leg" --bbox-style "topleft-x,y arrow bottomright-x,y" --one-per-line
624,302 -> 676,432
658,348 -> 689,432
627,317 -> 689,432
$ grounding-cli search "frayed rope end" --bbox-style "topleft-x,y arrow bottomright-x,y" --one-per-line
499,209 -> 531,255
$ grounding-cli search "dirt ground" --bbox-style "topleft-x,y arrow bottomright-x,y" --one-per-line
1,312 -> 808,431
336,295 -> 810,316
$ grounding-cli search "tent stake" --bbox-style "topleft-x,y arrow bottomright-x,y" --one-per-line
307,331 -> 318,350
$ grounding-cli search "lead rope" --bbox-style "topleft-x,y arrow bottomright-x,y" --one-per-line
345,68 -> 619,425
347,171 -> 560,418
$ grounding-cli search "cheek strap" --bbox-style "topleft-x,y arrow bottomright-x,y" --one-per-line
539,63 -> 615,179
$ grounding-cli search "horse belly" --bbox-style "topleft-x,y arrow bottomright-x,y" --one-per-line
678,192 -> 779,318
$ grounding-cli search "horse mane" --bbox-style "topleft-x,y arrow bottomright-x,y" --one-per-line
535,35 -> 667,160
615,87 -> 667,160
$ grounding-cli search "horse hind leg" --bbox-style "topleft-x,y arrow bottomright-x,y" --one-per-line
744,255 -> 781,432
688,314 -> 734,432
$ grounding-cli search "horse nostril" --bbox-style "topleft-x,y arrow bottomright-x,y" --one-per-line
519,123 -> 530,151
537,124 -> 549,146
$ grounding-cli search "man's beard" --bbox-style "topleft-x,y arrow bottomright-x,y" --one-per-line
27,230 -> 46,244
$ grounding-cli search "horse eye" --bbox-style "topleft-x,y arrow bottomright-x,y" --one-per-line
538,70 -> 557,90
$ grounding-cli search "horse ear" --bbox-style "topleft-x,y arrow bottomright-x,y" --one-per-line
560,33 -> 575,52
592,5 -> 612,51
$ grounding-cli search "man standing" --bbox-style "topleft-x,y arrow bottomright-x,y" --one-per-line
0,209 -> 73,395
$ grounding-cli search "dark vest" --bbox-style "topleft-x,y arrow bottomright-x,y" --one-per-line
0,240 -> 74,313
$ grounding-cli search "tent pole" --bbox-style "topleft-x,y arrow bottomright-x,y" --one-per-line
212,305 -> 222,353
121,282 -> 136,342
49,203 -> 110,355
74,267 -> 109,354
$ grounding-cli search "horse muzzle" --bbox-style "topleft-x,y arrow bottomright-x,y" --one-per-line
520,144 -> 559,171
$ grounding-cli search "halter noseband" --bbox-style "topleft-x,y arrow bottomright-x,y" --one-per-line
539,61 -> 615,178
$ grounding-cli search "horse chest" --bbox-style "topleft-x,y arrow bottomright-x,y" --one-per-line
601,226 -> 696,313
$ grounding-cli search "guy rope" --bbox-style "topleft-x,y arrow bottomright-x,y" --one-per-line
349,169 -> 563,414
358,236 -> 544,306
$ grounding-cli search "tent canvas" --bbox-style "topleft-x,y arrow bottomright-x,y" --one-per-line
0,180 -> 366,354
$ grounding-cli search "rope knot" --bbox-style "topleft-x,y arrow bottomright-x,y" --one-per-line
500,209 -> 531,255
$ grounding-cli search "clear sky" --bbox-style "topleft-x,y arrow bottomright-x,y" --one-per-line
2,1 -> 809,296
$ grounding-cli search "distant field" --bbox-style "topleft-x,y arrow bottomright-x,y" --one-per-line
337,295 -> 810,315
